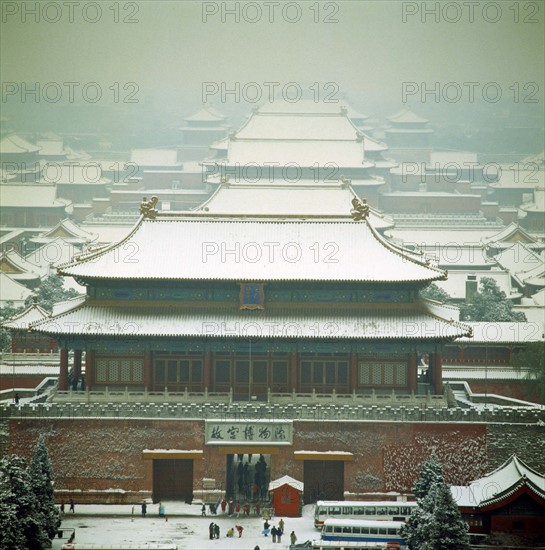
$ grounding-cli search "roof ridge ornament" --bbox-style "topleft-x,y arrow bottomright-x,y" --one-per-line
140,196 -> 158,219
350,197 -> 369,221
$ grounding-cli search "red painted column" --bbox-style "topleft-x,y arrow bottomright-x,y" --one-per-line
59,349 -> 69,391
144,351 -> 153,391
85,350 -> 95,390
349,352 -> 358,392
289,352 -> 298,392
204,351 -> 212,391
407,352 -> 417,393
72,350 -> 82,390
434,352 -> 443,395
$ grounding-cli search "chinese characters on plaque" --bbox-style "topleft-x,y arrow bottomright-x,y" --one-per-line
205,421 -> 292,445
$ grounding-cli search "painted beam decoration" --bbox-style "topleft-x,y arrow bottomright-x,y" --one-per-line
205,420 -> 293,445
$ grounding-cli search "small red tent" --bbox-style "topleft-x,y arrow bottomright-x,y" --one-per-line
268,475 -> 304,517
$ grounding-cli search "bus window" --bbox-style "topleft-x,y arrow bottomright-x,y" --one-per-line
334,526 -> 342,533
330,507 -> 341,516
342,507 -> 352,515
324,526 -> 332,533
387,528 -> 398,535
379,527 -> 387,535
390,506 -> 399,515
370,528 -> 378,534
400,506 -> 411,515
376,506 -> 387,515
343,526 -> 351,533
352,527 -> 361,534
365,506 -> 376,515
362,527 -> 369,534
354,506 -> 365,516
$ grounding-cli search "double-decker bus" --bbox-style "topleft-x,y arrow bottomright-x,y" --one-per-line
314,500 -> 417,528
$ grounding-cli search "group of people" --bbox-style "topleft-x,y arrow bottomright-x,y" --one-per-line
261,517 -> 296,544
59,499 -> 75,514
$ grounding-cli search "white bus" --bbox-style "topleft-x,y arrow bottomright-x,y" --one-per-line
314,500 -> 417,528
321,519 -> 406,546
309,540 -> 401,550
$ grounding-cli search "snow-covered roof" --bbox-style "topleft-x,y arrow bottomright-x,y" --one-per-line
493,243 -> 545,288
194,183 -> 394,229
0,249 -> 48,279
268,475 -> 304,492
25,238 -> 81,269
55,214 -> 446,283
453,322 -> 544,343
31,301 -> 470,340
0,273 -> 33,306
38,163 -> 110,185
451,455 -> 545,509
387,108 -> 428,125
184,106 -> 226,122
489,169 -> 545,189
1,302 -> 50,330
32,218 -> 98,243
0,134 -> 41,154
130,149 -> 181,167
0,184 -> 71,208
481,222 -> 538,247
35,139 -> 65,156
519,187 -> 545,213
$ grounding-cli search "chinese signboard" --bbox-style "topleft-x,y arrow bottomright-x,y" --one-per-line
205,420 -> 293,445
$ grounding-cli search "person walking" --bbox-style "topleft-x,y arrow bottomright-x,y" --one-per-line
209,522 -> 215,540
290,531 -> 297,545
214,523 -> 220,539
141,501 -> 147,517
262,519 -> 270,536
235,501 -> 241,517
201,504 -> 206,516
221,498 -> 227,513
158,502 -> 165,517
69,498 -> 75,513
271,525 -> 278,543
278,518 -> 284,533
235,524 -> 243,537
277,526 -> 283,543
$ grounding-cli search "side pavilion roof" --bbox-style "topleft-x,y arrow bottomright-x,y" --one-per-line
57,213 -> 446,283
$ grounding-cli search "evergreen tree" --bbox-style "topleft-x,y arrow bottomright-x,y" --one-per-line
421,482 -> 470,550
402,452 -> 470,550
420,283 -> 452,303
29,435 -> 61,539
458,277 -> 526,322
413,450 -> 444,500
24,274 -> 80,313
0,455 -> 50,550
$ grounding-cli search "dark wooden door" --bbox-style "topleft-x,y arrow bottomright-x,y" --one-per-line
303,460 -> 344,504
153,459 -> 193,503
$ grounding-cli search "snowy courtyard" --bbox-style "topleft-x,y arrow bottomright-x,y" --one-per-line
51,501 -> 319,550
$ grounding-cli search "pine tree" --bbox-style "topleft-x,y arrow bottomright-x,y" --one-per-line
401,452 -> 470,550
421,482 -> 470,550
0,455 -> 51,550
413,450 -> 444,499
29,435 -> 62,539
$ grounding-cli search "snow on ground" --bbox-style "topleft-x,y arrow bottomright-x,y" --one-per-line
52,502 -> 319,549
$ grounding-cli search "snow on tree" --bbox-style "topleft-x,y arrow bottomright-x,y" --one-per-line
0,454 -> 51,550
402,452 -> 470,550
413,450 -> 444,500
29,435 -> 61,539
421,482 -> 470,550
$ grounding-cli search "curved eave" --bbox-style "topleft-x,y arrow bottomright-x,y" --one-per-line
478,481 -> 545,511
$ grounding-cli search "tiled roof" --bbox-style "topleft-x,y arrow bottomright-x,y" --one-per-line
1,303 -> 50,330
31,302 -> 470,339
195,184 -> 393,228
451,455 -> 545,509
0,134 -> 41,154
0,184 -> 71,208
57,216 -> 446,283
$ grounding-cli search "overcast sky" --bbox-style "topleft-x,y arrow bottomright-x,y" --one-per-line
1,1 -> 544,121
